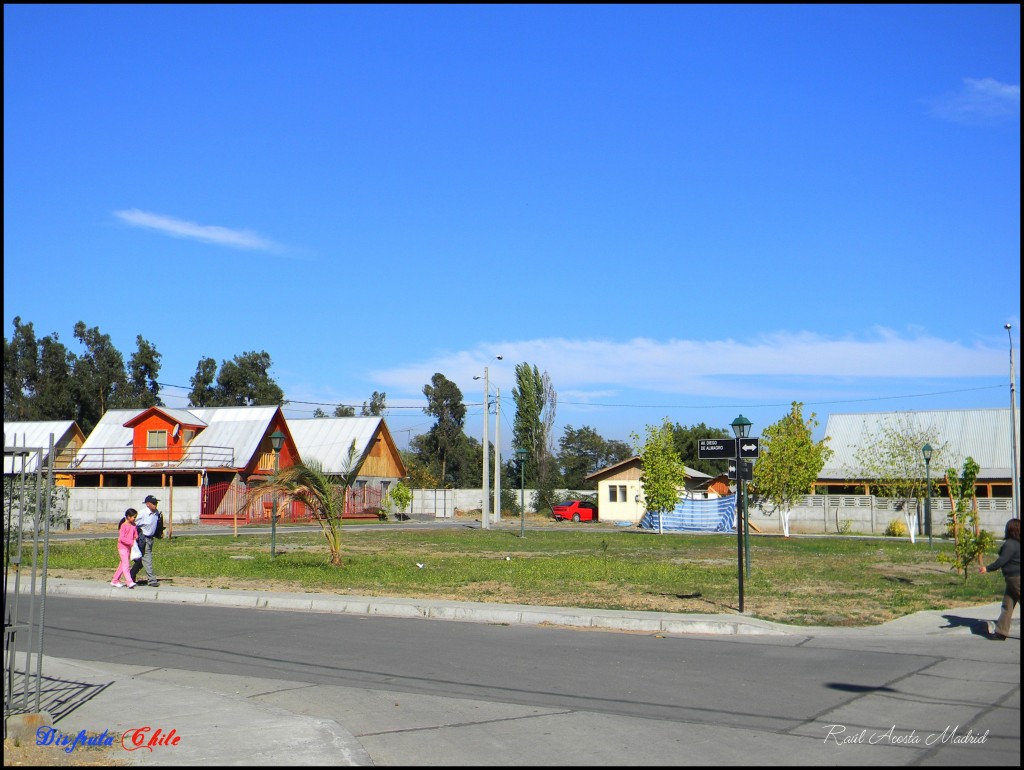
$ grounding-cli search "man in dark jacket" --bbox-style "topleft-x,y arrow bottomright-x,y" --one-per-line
980,518 -> 1020,640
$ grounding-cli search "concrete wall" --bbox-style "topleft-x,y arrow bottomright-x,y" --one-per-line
69,487 -> 202,527
409,488 -> 569,518
746,494 -> 1014,536
68,485 -> 1016,536
409,489 -> 1015,535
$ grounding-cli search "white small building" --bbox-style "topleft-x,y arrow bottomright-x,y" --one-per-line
586,457 -> 713,525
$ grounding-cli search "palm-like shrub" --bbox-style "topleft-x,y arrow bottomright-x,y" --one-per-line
243,442 -> 359,566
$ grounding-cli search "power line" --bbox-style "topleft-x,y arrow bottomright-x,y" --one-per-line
156,381 -> 1004,416
556,384 -> 1005,410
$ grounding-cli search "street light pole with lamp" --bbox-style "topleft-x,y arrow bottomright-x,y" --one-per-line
731,414 -> 752,613
922,443 -> 933,549
269,430 -> 285,559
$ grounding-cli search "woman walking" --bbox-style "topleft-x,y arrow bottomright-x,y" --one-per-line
979,518 -> 1020,640
111,508 -> 139,588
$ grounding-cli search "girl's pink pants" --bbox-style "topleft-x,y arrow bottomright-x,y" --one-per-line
112,544 -> 135,586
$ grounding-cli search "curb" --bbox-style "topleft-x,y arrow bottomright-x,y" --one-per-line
37,578 -> 791,636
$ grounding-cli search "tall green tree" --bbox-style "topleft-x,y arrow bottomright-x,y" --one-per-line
188,357 -> 219,407
751,402 -> 832,537
313,405 -> 356,417
632,418 -> 686,523
671,422 -> 732,476
214,350 -> 284,406
361,391 -> 387,416
122,334 -> 163,409
71,321 -> 129,433
188,351 -> 284,407
402,441 -> 440,488
511,362 -> 558,508
557,425 -> 631,489
3,317 -> 39,420
6,318 -> 153,430
422,373 -> 466,486
35,332 -> 75,421
313,404 -> 356,417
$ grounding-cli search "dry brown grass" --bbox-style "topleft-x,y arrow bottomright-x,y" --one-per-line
3,737 -> 127,767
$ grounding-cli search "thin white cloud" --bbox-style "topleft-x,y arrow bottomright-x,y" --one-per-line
114,209 -> 284,252
927,77 -> 1020,124
371,329 -> 1006,400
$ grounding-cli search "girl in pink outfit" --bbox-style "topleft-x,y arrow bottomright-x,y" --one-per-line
112,508 -> 139,588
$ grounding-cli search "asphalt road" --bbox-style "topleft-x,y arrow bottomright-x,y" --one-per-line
30,593 -> 1020,766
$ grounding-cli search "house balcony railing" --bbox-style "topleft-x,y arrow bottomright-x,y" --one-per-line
55,445 -> 235,470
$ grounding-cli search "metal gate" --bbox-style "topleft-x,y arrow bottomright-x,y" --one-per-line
4,434 -> 62,721
200,480 -> 383,522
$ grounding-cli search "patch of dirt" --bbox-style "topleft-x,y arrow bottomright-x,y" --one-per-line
3,737 -> 126,767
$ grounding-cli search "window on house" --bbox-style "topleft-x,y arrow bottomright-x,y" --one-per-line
147,430 -> 167,450
183,429 -> 196,444
381,480 -> 391,496
609,485 -> 627,503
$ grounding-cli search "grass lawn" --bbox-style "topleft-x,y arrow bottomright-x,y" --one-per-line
42,516 -> 1002,627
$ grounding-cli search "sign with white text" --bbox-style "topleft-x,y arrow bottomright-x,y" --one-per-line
698,438 -> 736,459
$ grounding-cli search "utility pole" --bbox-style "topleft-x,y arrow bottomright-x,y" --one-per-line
1008,324 -> 1020,520
482,366 -> 490,529
494,386 -> 501,523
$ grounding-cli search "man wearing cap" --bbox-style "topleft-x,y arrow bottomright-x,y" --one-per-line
131,495 -> 161,587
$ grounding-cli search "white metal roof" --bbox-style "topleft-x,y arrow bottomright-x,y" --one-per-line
818,408 -> 1014,480
3,420 -> 82,474
285,417 -> 383,474
76,406 -> 280,470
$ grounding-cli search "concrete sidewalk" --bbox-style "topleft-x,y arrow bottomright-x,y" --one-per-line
6,578 -> 1017,766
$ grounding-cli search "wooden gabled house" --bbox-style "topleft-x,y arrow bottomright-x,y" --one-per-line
3,420 -> 87,487
66,405 -> 298,526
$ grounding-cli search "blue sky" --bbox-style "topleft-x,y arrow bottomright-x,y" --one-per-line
4,4 -> 1020,453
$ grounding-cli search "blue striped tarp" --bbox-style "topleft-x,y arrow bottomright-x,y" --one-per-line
639,495 -> 737,532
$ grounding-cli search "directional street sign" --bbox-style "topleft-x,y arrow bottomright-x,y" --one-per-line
727,461 -> 753,481
738,438 -> 760,459
698,438 -> 736,459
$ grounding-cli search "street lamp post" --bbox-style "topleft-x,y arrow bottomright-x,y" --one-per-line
731,414 -> 752,614
269,430 -> 285,559
1007,324 -> 1020,521
922,443 -> 933,549
516,447 -> 528,538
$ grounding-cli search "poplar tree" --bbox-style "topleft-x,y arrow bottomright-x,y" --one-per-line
511,362 -> 558,509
